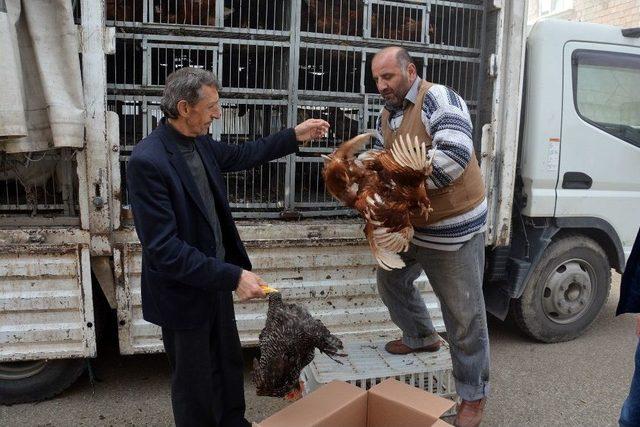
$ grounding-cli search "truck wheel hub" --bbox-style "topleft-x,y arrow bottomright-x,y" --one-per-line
542,259 -> 593,324
0,360 -> 48,380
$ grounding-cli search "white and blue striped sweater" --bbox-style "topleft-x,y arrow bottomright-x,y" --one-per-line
374,79 -> 486,251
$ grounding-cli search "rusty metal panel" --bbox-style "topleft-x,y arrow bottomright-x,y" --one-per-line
114,222 -> 443,354
115,245 -> 163,354
236,244 -> 443,345
0,244 -> 96,361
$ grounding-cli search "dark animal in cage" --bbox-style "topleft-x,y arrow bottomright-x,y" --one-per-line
222,44 -> 288,90
301,0 -> 362,36
106,0 -> 143,22
322,133 -> 434,270
329,107 -> 360,141
298,49 -> 361,93
225,0 -> 288,30
302,0 -> 426,41
235,105 -> 287,136
370,7 -> 426,42
151,0 -> 216,25
253,292 -> 346,400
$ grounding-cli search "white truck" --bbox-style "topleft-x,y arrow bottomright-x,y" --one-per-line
1,0 -> 639,405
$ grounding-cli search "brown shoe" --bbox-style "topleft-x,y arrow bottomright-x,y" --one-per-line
384,339 -> 442,355
454,398 -> 486,427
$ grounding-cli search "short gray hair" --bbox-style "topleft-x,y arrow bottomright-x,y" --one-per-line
160,67 -> 220,119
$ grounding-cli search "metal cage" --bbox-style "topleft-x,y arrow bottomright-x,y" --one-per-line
0,150 -> 79,217
104,0 -> 487,219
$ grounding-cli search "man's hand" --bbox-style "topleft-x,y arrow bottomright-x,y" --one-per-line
294,119 -> 330,142
235,270 -> 267,302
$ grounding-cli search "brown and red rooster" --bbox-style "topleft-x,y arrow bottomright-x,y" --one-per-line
322,133 -> 435,270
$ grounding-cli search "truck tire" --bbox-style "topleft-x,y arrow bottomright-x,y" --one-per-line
0,358 -> 86,404
511,235 -> 611,343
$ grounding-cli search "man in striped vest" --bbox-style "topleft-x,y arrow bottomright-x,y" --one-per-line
372,46 -> 489,427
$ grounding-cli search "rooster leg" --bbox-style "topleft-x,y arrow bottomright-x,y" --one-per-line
323,352 -> 347,364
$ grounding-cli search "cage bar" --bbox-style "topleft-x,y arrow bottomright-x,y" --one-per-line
299,44 -> 362,95
106,0 -> 144,23
221,41 -> 289,94
104,0 -> 489,218
429,0 -> 484,52
147,43 -> 218,86
0,151 -> 78,216
369,0 -> 428,43
300,0 -> 363,37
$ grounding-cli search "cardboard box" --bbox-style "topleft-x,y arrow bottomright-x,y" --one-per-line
257,379 -> 454,427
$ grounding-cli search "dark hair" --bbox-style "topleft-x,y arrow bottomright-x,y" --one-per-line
372,46 -> 415,70
395,48 -> 414,69
160,67 -> 220,119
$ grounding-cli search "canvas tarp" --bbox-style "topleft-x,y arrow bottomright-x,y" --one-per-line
0,0 -> 85,153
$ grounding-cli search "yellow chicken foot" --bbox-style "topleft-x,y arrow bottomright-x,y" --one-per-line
260,284 -> 279,294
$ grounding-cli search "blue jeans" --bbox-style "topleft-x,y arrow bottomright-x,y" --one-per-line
376,232 -> 490,401
621,339 -> 640,427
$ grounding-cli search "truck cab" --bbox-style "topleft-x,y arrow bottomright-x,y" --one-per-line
485,19 -> 640,342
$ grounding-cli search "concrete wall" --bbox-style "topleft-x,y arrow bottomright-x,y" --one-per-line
528,0 -> 640,27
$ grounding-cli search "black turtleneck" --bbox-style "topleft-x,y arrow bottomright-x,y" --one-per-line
166,120 -> 225,261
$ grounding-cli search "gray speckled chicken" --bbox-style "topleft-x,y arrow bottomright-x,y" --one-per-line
253,292 -> 346,400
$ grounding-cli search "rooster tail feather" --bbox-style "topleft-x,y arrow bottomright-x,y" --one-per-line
375,249 -> 406,270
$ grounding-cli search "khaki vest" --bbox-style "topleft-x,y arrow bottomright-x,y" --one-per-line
380,80 -> 485,226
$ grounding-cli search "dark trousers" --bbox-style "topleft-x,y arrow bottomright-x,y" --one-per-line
161,293 -> 249,427
621,339 -> 640,427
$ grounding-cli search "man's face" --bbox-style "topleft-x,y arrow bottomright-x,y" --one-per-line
371,53 -> 416,108
182,84 -> 222,136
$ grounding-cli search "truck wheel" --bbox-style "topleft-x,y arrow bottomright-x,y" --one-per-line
511,235 -> 611,343
0,358 -> 86,404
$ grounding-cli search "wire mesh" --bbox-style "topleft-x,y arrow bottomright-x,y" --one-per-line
102,0 -> 488,218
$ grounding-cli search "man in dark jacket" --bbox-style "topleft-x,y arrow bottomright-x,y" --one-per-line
618,228 -> 640,427
127,67 -> 329,427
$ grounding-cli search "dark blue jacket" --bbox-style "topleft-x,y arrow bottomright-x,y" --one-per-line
127,121 -> 298,329
617,227 -> 640,315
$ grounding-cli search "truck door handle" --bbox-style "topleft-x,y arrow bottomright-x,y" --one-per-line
562,172 -> 592,189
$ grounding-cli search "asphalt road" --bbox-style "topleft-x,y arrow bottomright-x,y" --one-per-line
1,273 -> 635,426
